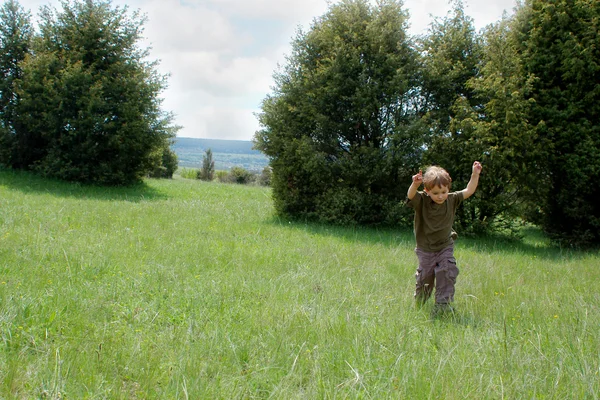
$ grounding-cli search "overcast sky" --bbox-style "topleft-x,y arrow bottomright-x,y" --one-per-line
18,0 -> 517,141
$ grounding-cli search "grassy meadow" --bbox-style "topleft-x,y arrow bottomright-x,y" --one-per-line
0,169 -> 599,399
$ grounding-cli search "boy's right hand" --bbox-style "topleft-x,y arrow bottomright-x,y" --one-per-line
407,170 -> 423,200
412,170 -> 423,185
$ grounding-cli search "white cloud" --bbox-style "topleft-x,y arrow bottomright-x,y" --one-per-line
142,1 -> 236,53
17,0 -> 517,141
168,98 -> 261,141
197,0 -> 328,21
403,0 -> 517,34
159,52 -> 273,98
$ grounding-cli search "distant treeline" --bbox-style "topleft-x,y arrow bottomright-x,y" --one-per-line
173,138 -> 263,155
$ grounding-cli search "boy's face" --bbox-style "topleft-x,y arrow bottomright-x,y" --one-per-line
425,185 -> 449,205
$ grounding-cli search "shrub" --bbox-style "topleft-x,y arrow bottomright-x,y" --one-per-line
178,167 -> 199,179
228,167 -> 255,185
254,0 -> 420,226
216,170 -> 229,183
198,148 -> 215,181
148,145 -> 178,179
258,166 -> 272,186
13,0 -> 177,185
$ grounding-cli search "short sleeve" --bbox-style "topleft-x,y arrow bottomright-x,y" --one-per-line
450,191 -> 464,211
406,191 -> 423,209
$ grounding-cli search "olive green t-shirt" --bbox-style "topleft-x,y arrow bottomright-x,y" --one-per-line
406,191 -> 464,252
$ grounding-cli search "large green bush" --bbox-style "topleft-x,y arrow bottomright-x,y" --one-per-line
148,142 -> 178,179
11,0 -> 177,185
0,0 -> 32,168
518,0 -> 600,246
253,0 -> 599,245
255,0 -> 420,226
417,2 -> 489,233
228,167 -> 255,185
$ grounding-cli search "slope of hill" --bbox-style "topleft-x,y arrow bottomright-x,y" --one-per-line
1,169 -> 595,399
172,137 -> 269,171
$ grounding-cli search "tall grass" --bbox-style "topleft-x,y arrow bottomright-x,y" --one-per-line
0,169 -> 598,399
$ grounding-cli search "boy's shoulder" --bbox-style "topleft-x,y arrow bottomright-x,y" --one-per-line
449,191 -> 463,199
447,191 -> 464,208
405,191 -> 425,207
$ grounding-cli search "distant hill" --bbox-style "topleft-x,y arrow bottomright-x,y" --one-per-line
173,137 -> 263,154
172,137 -> 269,171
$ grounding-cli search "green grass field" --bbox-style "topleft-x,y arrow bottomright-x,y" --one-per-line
1,170 -> 598,399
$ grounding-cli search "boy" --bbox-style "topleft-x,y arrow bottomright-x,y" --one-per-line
406,161 -> 482,315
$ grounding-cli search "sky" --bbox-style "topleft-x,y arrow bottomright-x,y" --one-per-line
18,0 -> 518,141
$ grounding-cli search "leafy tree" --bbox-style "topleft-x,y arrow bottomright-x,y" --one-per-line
14,0 -> 178,185
444,13 -> 542,234
418,0 -> 482,135
148,140 -> 178,178
228,166 -> 254,185
199,148 -> 215,181
258,166 -> 272,186
0,0 -> 32,167
160,146 -> 178,179
255,0 -> 420,225
518,0 -> 600,245
417,1 -> 485,232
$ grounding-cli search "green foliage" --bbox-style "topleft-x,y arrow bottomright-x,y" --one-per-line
228,166 -> 255,185
198,148 -> 215,181
178,167 -> 199,179
252,0 -> 600,243
257,166 -> 272,186
437,13 -> 542,235
0,0 -> 32,167
519,0 -> 600,246
161,146 -> 178,178
255,0 -> 419,225
13,0 -> 178,185
148,142 -> 178,179
418,1 -> 489,233
0,123 -> 9,166
215,170 -> 229,183
418,0 -> 482,134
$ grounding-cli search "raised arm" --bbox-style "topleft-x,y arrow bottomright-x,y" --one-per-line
407,170 -> 423,200
460,161 -> 482,200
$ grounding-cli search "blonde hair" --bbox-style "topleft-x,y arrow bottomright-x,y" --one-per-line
423,166 -> 452,190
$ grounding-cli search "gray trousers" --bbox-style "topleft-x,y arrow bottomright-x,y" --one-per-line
414,245 -> 458,305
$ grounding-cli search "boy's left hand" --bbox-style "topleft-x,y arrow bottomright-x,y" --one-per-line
473,161 -> 482,175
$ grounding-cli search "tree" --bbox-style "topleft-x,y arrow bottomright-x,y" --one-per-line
418,0 -> 482,135
14,0 -> 178,185
255,0 -> 420,225
258,166 -> 272,186
198,148 -> 215,181
228,166 -> 254,185
519,0 -> 600,245
440,12 -> 542,235
148,139 -> 178,178
417,1 -> 486,232
0,0 -> 32,167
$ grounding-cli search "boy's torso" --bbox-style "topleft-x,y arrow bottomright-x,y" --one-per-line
407,191 -> 464,252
